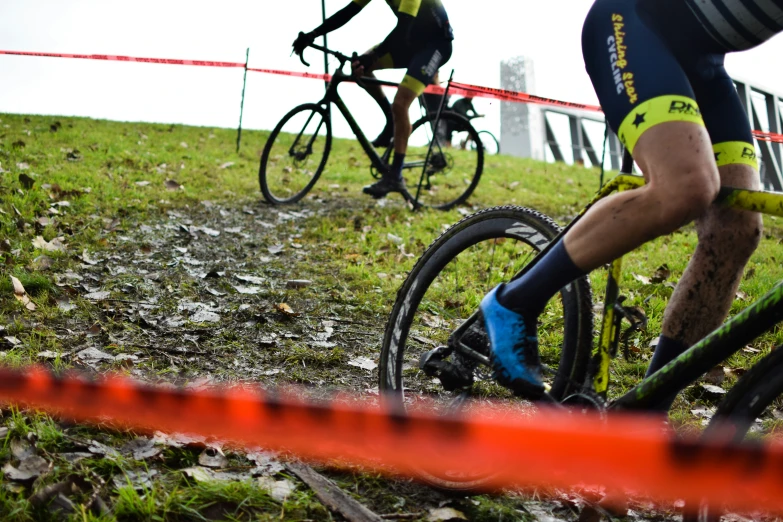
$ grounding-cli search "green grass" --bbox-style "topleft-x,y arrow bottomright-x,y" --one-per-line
2,111 -> 783,519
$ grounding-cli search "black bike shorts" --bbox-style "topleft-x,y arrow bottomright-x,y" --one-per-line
375,38 -> 453,96
582,0 -> 757,169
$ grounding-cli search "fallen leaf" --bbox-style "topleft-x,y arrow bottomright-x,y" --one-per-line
11,439 -> 36,460
257,477 -> 296,502
84,291 -> 111,301
700,383 -> 727,397
233,285 -> 261,295
81,249 -> 99,265
387,233 -> 403,245
164,179 -> 183,191
31,255 -> 53,271
428,507 -> 467,521
268,244 -> 284,255
181,466 -> 214,482
348,356 -> 377,371
736,290 -> 748,300
742,346 -> 761,354
191,310 -> 220,323
113,469 -> 158,491
57,298 -> 75,311
87,440 -> 120,457
37,351 -> 62,360
198,447 -> 228,469
32,235 -> 66,252
198,226 -> 220,237
3,456 -> 50,482
3,336 -> 21,346
121,438 -> 162,461
236,274 -> 265,285
135,180 -> 151,187
632,273 -> 651,285
276,303 -> 296,316
651,264 -> 671,283
10,276 -> 36,311
286,280 -> 312,289
703,366 -> 725,385
75,347 -> 114,362
18,173 -> 34,189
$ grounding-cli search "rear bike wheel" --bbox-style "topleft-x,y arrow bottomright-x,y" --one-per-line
685,345 -> 783,521
259,103 -> 332,204
467,130 -> 500,155
404,111 -> 483,210
378,206 -> 594,490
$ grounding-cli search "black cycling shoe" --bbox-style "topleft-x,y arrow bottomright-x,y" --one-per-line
362,177 -> 406,199
371,125 -> 394,148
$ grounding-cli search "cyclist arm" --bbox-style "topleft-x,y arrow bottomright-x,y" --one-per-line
310,1 -> 365,37
374,0 -> 422,56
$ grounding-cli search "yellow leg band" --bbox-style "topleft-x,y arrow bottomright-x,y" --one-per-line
618,95 -> 705,153
400,74 -> 427,96
713,141 -> 759,170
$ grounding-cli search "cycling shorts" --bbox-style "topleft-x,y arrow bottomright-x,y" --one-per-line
582,0 -> 757,169
375,38 -> 452,96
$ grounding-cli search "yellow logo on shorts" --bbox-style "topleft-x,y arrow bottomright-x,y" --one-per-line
608,14 -> 637,104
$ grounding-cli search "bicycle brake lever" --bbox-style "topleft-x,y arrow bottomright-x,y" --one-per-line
300,49 -> 310,68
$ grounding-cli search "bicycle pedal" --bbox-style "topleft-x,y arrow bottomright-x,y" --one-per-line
419,347 -> 473,391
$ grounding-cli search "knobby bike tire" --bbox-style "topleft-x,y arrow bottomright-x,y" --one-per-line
378,206 -> 594,490
259,103 -> 332,205
407,111 -> 483,210
685,345 -> 783,521
475,130 -> 500,155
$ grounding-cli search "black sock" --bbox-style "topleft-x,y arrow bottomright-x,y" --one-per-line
496,239 -> 585,318
646,335 -> 688,377
390,153 -> 405,181
645,335 -> 688,411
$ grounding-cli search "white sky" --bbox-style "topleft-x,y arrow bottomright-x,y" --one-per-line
1,0 -> 782,159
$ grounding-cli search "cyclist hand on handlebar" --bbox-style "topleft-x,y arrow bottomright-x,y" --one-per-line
351,52 -> 377,78
292,31 -> 316,57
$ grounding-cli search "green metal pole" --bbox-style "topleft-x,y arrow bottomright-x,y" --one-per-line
236,48 -> 250,153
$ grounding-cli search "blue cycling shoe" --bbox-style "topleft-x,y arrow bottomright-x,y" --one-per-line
479,284 -> 545,398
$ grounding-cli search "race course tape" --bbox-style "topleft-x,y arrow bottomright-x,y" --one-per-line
2,49 -> 782,144
1,365 -> 783,512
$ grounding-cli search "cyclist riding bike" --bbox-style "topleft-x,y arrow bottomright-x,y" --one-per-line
293,0 -> 454,199
480,0 -> 782,408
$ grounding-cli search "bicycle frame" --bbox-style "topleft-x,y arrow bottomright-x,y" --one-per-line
587,175 -> 783,409
445,159 -> 783,406
305,44 -> 456,208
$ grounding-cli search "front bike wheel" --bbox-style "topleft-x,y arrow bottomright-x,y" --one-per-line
404,111 -> 483,210
259,103 -> 332,205
378,206 -> 594,490
685,346 -> 783,521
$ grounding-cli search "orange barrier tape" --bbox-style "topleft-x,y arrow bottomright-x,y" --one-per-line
0,50 -> 244,68
3,49 -> 782,144
247,67 -> 331,81
0,365 -> 782,513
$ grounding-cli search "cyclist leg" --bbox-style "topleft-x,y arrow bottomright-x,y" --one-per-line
353,48 -> 399,147
648,55 -> 762,393
481,0 -> 720,396
363,39 -> 452,198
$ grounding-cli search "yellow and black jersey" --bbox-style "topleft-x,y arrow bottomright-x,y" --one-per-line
683,0 -> 783,50
352,0 -> 453,40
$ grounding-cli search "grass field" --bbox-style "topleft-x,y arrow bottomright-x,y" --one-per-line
1,112 -> 782,520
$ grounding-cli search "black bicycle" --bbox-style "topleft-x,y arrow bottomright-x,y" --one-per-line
259,44 -> 484,210
379,150 -> 783,512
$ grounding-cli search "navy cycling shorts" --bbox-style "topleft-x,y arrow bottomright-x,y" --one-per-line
582,0 -> 757,169
374,38 -> 452,96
